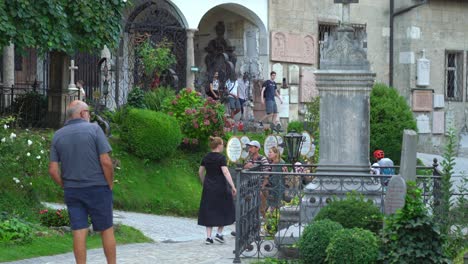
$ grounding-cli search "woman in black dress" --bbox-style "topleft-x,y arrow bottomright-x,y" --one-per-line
198,136 -> 237,244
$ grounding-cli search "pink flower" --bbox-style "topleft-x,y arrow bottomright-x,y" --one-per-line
176,94 -> 181,99
191,138 -> 199,145
171,100 -> 177,105
186,88 -> 193,93
212,118 -> 218,124
204,120 -> 210,126
193,122 -> 199,129
183,138 -> 189,144
39,209 -> 48,214
196,92 -> 201,96
185,109 -> 192,115
168,112 -> 173,116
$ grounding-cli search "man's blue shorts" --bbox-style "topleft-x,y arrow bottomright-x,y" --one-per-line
64,186 -> 113,231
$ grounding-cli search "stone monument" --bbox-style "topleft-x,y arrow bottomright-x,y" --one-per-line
316,0 -> 375,174
384,175 -> 407,215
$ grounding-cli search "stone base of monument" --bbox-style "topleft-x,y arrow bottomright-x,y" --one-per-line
274,224 -> 302,259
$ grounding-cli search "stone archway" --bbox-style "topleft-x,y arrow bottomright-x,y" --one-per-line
124,0 -> 187,91
195,3 -> 268,91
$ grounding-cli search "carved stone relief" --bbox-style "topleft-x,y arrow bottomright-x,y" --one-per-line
271,31 -> 316,64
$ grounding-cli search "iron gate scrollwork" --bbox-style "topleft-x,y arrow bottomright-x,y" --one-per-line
125,0 -> 186,92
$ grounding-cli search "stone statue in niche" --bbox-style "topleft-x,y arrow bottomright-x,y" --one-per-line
204,21 -> 237,84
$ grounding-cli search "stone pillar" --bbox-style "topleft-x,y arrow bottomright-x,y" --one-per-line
186,28 -> 197,89
2,44 -> 15,87
400,129 -> 418,182
316,71 -> 375,174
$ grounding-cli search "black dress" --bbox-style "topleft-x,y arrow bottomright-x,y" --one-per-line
197,152 -> 235,227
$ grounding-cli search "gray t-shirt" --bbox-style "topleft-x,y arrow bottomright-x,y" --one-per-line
50,119 -> 112,188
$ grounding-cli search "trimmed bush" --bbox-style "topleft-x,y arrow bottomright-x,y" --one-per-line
120,108 -> 182,160
287,121 -> 303,132
314,192 -> 383,234
298,219 -> 344,264
370,83 -> 417,164
326,228 -> 379,264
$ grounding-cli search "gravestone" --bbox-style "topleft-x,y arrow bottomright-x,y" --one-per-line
384,175 -> 407,215
279,88 -> 289,118
412,89 -> 433,112
226,137 -> 242,163
272,63 -> 284,83
416,114 -> 430,134
264,135 -> 278,156
276,135 -> 284,155
240,136 -> 250,160
288,65 -> 300,84
299,67 -> 317,102
300,131 -> 312,156
289,85 -> 299,104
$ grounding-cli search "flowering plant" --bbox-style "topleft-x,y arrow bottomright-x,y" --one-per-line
38,208 -> 70,227
163,88 -> 226,146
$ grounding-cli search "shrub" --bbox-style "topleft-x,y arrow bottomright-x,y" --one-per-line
120,108 -> 182,160
162,88 -> 225,147
144,86 -> 176,112
381,181 -> 450,263
298,219 -> 343,264
326,228 -> 379,264
0,213 -> 33,244
287,121 -> 303,132
314,192 -> 383,234
370,83 -> 417,164
127,87 -> 146,109
38,208 -> 70,227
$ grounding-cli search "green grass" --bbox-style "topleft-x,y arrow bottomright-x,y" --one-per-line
33,136 -> 204,217
0,224 -> 151,262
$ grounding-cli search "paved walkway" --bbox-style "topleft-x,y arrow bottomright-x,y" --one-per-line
4,203 -> 249,264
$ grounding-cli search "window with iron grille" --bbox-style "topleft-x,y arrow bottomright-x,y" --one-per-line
318,22 -> 367,68
445,51 -> 463,101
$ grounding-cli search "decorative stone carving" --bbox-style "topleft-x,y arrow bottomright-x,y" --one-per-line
271,31 -> 316,64
416,114 -> 430,134
289,65 -> 300,84
432,111 -> 445,134
299,67 -> 318,103
412,89 -> 433,112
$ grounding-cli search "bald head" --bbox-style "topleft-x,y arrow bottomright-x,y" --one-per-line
67,100 -> 89,121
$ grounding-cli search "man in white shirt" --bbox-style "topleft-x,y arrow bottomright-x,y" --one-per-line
226,74 -> 241,119
237,73 -> 249,120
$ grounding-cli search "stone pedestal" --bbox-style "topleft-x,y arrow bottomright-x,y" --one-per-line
315,70 -> 375,174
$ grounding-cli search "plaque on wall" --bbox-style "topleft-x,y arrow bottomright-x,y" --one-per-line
289,65 -> 300,84
264,135 -> 278,156
432,111 -> 445,134
412,89 -> 433,112
300,67 -> 318,103
226,137 -> 242,163
271,31 -> 316,64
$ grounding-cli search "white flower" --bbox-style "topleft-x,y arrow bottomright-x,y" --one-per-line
1,137 -> 5,142
36,155 -> 41,160
14,179 -> 20,184
26,152 -> 31,157
12,177 -> 18,181
25,129 -> 29,132
116,167 -> 121,170
20,185 -> 23,188
29,182 -> 32,186
27,140 -> 33,146
40,150 -> 45,154
9,133 -> 16,139
41,136 -> 45,140
3,124 -> 8,130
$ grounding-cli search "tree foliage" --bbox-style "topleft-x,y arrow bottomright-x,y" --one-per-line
370,83 -> 417,164
0,0 -> 127,54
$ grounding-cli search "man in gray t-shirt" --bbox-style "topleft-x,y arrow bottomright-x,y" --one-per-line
49,100 -> 115,264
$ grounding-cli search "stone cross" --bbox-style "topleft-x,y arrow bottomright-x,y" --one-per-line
68,60 -> 78,90
334,0 -> 358,24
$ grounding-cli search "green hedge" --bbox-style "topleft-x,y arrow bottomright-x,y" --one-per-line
314,192 -> 383,234
299,219 -> 343,264
120,108 -> 182,160
370,83 -> 417,164
326,228 -> 379,264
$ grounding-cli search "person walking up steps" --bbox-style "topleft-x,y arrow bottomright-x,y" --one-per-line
258,71 -> 283,131
198,136 -> 237,244
49,100 -> 115,264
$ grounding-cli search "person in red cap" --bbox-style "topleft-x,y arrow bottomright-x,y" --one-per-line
373,150 -> 395,185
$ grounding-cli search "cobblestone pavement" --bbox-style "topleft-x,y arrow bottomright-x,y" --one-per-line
4,203 -> 253,264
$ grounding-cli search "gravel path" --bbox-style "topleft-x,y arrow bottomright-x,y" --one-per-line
3,203 -> 245,264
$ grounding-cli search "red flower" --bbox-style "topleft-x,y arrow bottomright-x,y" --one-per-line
39,209 -> 48,214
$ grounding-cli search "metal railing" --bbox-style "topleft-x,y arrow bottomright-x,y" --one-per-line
233,161 -> 448,263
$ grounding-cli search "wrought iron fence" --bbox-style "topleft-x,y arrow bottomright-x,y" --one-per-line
233,161 -> 449,263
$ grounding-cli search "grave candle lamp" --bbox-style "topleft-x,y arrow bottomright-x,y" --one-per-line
284,130 -> 304,163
